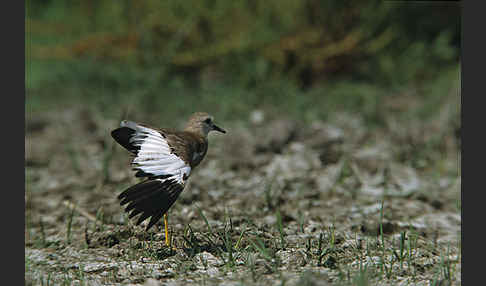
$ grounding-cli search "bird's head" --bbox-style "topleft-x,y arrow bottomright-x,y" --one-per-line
185,112 -> 226,137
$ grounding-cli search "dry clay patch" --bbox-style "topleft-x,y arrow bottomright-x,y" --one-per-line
25,108 -> 460,285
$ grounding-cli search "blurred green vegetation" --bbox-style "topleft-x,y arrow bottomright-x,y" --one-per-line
25,0 -> 460,124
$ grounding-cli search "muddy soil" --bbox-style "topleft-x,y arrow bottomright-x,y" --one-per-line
25,106 -> 460,285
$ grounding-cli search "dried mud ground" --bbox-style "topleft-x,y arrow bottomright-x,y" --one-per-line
25,103 -> 461,285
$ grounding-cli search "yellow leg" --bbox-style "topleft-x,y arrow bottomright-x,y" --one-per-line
164,213 -> 170,247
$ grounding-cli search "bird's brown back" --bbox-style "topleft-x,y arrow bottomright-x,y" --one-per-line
138,123 -> 207,168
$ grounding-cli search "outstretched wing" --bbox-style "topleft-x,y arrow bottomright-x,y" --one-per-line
111,120 -> 191,230
111,120 -> 191,183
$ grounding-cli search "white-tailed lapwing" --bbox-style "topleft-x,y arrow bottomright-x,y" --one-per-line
111,112 -> 226,247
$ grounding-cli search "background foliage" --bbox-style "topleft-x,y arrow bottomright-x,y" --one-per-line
26,0 -> 460,123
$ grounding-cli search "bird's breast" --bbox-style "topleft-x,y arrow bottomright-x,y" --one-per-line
191,140 -> 208,167
192,150 -> 205,163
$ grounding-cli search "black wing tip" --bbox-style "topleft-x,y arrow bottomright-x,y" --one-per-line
111,126 -> 140,153
111,126 -> 132,139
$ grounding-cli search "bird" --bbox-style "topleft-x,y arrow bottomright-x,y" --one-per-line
110,112 -> 226,247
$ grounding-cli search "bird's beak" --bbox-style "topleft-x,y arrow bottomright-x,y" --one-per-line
212,124 -> 226,133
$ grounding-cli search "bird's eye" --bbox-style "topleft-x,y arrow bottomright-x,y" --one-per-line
204,118 -> 212,124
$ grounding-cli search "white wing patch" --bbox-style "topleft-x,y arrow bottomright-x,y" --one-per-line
121,120 -> 191,184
